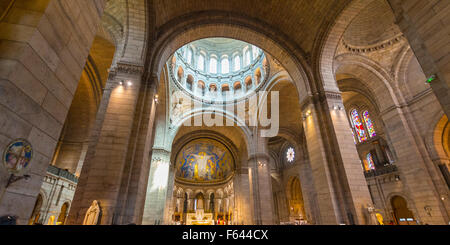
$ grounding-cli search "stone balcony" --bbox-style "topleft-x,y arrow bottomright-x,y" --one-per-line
364,164 -> 398,178
46,165 -> 79,184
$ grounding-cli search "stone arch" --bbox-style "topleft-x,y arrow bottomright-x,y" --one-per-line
102,0 -> 148,65
170,129 -> 245,171
147,12 -> 312,103
386,193 -> 420,224
285,176 -> 307,219
335,54 -> 399,112
51,36 -> 116,175
170,109 -> 252,142
28,193 -> 44,225
385,192 -> 419,220
424,113 -> 449,162
317,0 -> 377,92
57,201 -> 71,225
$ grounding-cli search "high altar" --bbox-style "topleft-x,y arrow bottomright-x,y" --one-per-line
186,209 -> 214,225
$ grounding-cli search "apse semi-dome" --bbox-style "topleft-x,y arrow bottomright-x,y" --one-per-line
175,138 -> 234,184
170,38 -> 269,103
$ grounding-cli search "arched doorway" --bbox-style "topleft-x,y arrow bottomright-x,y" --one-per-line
194,193 -> 205,211
28,194 -> 43,225
391,196 -> 416,225
57,202 -> 70,225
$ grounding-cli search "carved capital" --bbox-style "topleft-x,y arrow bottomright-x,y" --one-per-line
300,91 -> 342,111
247,152 -> 271,162
116,62 -> 145,75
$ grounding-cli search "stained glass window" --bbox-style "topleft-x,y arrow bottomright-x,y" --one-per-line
286,147 -> 295,163
366,153 -> 376,170
363,111 -> 376,138
351,109 -> 367,142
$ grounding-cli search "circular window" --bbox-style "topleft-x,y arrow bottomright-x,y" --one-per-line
286,147 -> 295,163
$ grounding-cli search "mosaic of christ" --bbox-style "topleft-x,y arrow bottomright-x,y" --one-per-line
176,139 -> 233,183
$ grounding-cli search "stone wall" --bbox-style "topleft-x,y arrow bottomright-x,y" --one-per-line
0,0 -> 105,225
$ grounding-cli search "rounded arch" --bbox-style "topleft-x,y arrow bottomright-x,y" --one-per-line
318,0 -> 378,93
148,12 -> 312,104
389,195 -> 417,224
385,192 -> 419,219
167,109 -> 252,154
57,201 -> 71,225
285,176 -> 307,219
254,67 -> 262,85
170,128 -> 247,171
177,66 -> 184,81
335,54 -> 399,112
103,0 -> 148,65
28,193 -> 44,225
425,113 -> 450,162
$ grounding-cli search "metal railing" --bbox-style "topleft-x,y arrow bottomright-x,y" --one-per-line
47,165 -> 78,183
364,164 -> 398,178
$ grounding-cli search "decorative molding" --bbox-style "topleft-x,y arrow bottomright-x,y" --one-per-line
115,62 -> 145,75
247,152 -> 271,162
342,34 -> 406,54
300,91 -> 343,111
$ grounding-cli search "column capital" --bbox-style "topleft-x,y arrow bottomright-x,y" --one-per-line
248,152 -> 271,162
300,91 -> 343,111
115,62 -> 145,75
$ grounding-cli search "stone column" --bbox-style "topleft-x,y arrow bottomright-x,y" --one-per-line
301,92 -> 373,225
66,63 -> 144,225
162,165 -> 176,224
380,108 -> 449,224
113,76 -> 159,225
388,0 -> 450,117
248,135 -> 276,224
142,149 -> 172,225
232,167 -> 253,224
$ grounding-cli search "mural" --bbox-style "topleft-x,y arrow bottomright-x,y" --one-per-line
3,139 -> 33,174
176,139 -> 234,183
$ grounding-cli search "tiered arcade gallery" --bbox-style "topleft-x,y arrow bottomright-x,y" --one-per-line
0,0 -> 449,225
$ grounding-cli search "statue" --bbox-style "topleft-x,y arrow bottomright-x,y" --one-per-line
83,200 -> 101,225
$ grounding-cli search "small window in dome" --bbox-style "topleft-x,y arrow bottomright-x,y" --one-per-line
252,45 -> 259,60
186,75 -> 194,91
210,57 -> 217,73
186,48 -> 193,65
197,54 -> 205,71
209,84 -> 217,92
233,55 -> 241,71
245,76 -> 252,90
244,49 -> 251,66
221,84 -> 230,97
198,80 -> 206,96
221,57 -> 229,74
234,82 -> 242,94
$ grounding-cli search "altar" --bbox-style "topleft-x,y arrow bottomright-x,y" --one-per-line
186,209 -> 214,225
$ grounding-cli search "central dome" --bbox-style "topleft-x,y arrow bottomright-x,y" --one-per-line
170,38 -> 269,103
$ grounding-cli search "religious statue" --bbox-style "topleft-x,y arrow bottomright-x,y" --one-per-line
193,152 -> 211,180
365,203 -> 379,225
83,200 -> 101,225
